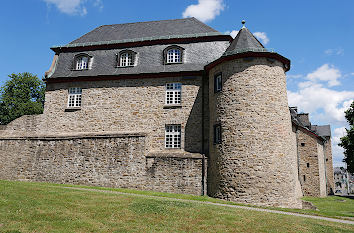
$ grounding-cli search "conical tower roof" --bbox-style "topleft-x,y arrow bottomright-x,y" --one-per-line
224,25 -> 267,56
205,20 -> 290,72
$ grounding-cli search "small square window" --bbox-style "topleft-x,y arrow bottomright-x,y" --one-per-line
165,83 -> 181,105
214,73 -> 222,93
165,124 -> 181,148
214,124 -> 221,144
67,87 -> 82,108
301,143 -> 305,147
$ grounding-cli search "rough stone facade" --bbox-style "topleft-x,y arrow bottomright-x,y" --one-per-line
324,138 -> 335,194
296,128 -> 327,197
0,133 -> 204,195
207,58 -> 302,208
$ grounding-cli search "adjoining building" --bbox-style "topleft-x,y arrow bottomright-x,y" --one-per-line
0,18 -> 334,208
334,167 -> 354,195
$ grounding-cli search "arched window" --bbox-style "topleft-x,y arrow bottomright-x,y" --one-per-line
73,54 -> 91,70
164,46 -> 184,64
118,50 -> 136,67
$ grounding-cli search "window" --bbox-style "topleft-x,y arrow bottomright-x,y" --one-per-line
118,50 -> 135,67
301,143 -> 305,147
164,46 -> 184,64
214,124 -> 221,144
303,175 -> 306,182
214,73 -> 222,93
165,83 -> 181,105
165,124 -> 181,148
307,163 -> 310,168
75,56 -> 89,70
67,88 -> 82,108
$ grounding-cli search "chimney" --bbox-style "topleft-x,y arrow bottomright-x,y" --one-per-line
297,113 -> 311,128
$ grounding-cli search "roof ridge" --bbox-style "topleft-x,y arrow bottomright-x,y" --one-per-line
98,17 -> 198,28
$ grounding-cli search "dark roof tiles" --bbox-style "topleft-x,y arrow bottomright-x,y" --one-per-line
224,27 -> 265,55
70,18 -> 219,44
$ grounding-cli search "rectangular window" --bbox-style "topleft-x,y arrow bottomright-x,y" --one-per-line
165,83 -> 181,105
165,124 -> 181,148
214,73 -> 222,93
303,175 -> 306,182
67,87 -> 82,108
214,124 -> 221,144
307,163 -> 310,168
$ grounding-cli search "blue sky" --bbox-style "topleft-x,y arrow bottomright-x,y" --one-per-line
0,0 -> 353,167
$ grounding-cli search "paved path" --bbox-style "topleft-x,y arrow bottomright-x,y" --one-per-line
60,186 -> 354,225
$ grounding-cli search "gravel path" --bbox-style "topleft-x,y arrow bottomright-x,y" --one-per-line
60,186 -> 354,225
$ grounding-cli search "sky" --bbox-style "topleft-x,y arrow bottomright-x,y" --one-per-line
0,0 -> 353,167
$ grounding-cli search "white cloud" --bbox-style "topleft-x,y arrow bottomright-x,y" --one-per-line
253,32 -> 269,45
325,48 -> 344,56
225,30 -> 269,45
225,30 -> 239,38
288,84 -> 354,123
306,64 -> 341,87
332,127 -> 347,167
43,0 -> 103,15
182,0 -> 225,22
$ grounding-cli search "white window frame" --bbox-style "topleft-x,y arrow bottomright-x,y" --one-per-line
67,87 -> 82,108
165,124 -> 181,148
166,48 -> 181,63
75,56 -> 89,70
165,83 -> 181,105
119,51 -> 135,67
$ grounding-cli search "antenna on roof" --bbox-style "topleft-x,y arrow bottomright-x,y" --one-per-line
242,20 -> 246,29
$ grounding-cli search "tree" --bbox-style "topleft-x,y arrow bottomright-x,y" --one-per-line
339,100 -> 354,173
0,72 -> 45,125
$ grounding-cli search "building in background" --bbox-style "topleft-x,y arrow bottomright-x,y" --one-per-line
334,167 -> 354,195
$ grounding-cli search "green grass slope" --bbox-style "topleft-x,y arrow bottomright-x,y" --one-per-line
0,180 -> 353,233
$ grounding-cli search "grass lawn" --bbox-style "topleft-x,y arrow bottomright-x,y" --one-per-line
0,180 -> 353,233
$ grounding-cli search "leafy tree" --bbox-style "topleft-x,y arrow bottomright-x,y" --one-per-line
0,72 -> 45,125
339,101 -> 354,173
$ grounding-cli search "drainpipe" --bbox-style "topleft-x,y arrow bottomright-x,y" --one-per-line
201,71 -> 205,196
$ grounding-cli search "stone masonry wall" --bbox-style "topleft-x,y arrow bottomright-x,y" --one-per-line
297,129 -> 326,197
0,133 -> 204,195
324,138 -> 335,194
208,57 -> 302,208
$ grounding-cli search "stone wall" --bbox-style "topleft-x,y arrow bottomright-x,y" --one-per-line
43,76 -> 203,154
207,57 -> 302,208
0,133 -> 205,195
297,128 -> 326,197
324,138 -> 335,194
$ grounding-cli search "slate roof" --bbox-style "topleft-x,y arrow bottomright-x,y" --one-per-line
70,18 -> 219,45
223,27 -> 266,56
311,125 -> 331,137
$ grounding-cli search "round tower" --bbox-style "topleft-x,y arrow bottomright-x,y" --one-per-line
206,22 -> 302,208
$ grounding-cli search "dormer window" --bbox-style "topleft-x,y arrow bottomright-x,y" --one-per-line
118,50 -> 136,67
164,46 -> 184,64
73,54 -> 91,70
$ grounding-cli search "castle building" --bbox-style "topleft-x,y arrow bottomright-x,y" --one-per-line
0,18 -> 334,208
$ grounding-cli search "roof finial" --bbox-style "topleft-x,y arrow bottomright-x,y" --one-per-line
242,20 -> 246,28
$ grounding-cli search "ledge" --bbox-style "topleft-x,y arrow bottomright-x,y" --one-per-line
0,131 -> 147,140
65,107 -> 81,112
146,151 -> 205,159
163,104 -> 182,109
